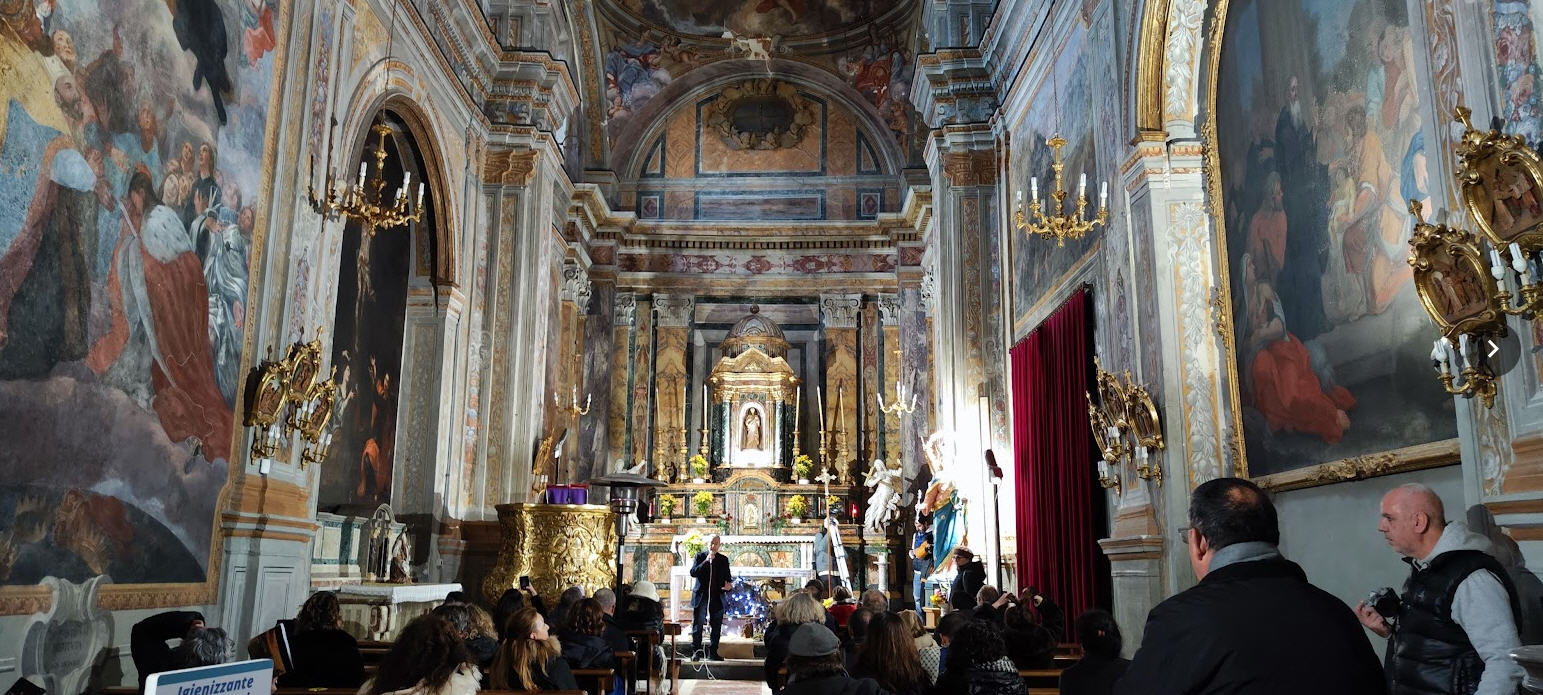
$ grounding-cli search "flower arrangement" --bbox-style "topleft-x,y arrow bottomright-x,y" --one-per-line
716,513 -> 733,532
929,589 -> 947,607
681,531 -> 706,559
692,491 -> 715,517
826,495 -> 840,515
792,454 -> 813,480
656,494 -> 678,518
690,454 -> 710,480
786,494 -> 809,519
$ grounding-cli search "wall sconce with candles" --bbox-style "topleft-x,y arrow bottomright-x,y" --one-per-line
1404,106 -> 1543,407
556,386 -> 592,419
243,330 -> 339,472
1085,358 -> 1165,492
1014,136 -> 1110,247
876,349 -> 919,416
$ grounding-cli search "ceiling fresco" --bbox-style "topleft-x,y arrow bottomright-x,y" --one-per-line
607,0 -> 904,39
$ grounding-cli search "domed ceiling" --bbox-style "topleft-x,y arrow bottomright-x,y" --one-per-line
606,0 -> 909,39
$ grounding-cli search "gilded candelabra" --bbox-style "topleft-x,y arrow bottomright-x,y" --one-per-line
1014,137 -> 1109,247
244,329 -> 338,471
876,349 -> 918,416
555,386 -> 592,418
1086,358 -> 1164,491
308,119 -> 424,237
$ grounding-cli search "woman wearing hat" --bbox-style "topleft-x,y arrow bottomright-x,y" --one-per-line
782,622 -> 890,695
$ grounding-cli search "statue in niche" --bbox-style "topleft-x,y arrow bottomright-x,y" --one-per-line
742,408 -> 764,450
388,532 -> 413,584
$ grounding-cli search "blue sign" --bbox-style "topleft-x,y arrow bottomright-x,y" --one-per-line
145,659 -> 273,695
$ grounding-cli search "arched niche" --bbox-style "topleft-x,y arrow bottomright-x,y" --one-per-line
316,107 -> 440,513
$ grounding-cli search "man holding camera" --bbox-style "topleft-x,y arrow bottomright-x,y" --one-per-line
1356,484 -> 1523,695
1117,477 -> 1383,694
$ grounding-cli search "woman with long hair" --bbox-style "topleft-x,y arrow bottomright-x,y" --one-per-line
1058,609 -> 1129,695
280,591 -> 365,688
557,598 -> 617,670
360,614 -> 479,695
897,610 -> 940,684
851,612 -> 929,695
929,620 -> 1025,695
491,607 -> 579,691
433,604 -> 498,671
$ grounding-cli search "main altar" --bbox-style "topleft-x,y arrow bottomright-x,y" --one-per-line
620,308 -> 892,616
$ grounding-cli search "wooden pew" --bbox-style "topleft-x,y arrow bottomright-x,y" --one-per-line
1019,668 -> 1065,691
663,622 -> 683,694
625,629 -> 663,695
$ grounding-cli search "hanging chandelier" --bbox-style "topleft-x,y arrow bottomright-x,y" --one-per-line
308,119 -> 423,237
1013,136 -> 1109,246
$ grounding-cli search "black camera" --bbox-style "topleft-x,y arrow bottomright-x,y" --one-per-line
1368,587 -> 1401,619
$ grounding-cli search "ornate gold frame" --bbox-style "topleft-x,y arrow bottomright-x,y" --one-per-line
1453,107 -> 1543,250
702,79 -> 818,151
244,350 -> 292,428
283,334 -> 324,405
1199,0 -> 1461,487
1408,203 -> 1505,339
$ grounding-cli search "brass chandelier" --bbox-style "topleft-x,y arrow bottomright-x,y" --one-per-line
1014,136 -> 1109,246
308,119 -> 424,237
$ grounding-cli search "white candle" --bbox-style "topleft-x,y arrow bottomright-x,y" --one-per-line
1431,338 -> 1445,364
1030,177 -> 1039,203
358,162 -> 367,187
703,384 -> 709,428
794,386 -> 801,429
1015,189 -> 1023,205
1099,181 -> 1108,208
1492,246 -> 1508,280
403,170 -> 411,191
1078,173 -> 1087,198
1098,460 -> 1110,479
416,182 -> 425,206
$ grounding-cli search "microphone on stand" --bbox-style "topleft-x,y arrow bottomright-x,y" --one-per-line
985,450 -> 1004,588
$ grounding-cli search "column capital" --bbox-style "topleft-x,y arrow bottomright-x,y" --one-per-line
820,293 -> 863,329
613,293 -> 637,326
653,294 -> 695,327
878,293 -> 901,326
560,261 -> 592,313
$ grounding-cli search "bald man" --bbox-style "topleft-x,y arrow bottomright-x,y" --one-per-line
1356,484 -> 1523,695
689,533 -> 732,660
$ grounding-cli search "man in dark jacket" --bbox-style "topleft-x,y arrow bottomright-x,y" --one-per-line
950,548 -> 986,611
1116,477 -> 1385,694
131,611 -> 205,689
691,533 -> 733,660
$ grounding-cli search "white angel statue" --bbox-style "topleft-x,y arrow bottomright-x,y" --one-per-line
863,458 -> 902,534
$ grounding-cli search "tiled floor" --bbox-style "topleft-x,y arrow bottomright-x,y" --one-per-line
677,680 -> 772,695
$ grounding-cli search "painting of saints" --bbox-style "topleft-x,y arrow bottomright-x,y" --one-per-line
1216,0 -> 1454,475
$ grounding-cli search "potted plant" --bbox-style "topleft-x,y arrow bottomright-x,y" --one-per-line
656,494 -> 677,523
792,454 -> 812,484
692,491 -> 715,523
681,531 -> 706,563
786,494 -> 808,523
826,494 -> 840,518
716,513 -> 733,533
690,454 -> 710,483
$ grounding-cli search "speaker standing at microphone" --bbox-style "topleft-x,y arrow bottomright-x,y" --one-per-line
690,533 -> 732,661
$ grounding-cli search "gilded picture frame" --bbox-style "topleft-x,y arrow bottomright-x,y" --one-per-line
1200,0 -> 1461,490
1407,206 -> 1505,339
244,355 -> 292,428
1453,108 -> 1543,251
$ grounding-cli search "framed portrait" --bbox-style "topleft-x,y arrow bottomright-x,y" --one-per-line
1205,0 -> 1459,483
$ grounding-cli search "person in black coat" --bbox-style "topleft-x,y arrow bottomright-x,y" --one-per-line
279,591 -> 366,688
1058,609 -> 1128,695
690,534 -> 732,660
783,623 -> 891,695
950,548 -> 986,612
131,610 -> 205,689
1116,478 -> 1385,695
559,598 -> 619,670
928,620 -> 1026,695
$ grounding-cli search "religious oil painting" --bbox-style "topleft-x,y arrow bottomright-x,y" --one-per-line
1214,0 -> 1455,476
616,0 -> 893,39
0,0 -> 279,587
318,117 -> 420,510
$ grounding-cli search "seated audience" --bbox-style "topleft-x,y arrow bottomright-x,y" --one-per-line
433,604 -> 498,671
1025,588 -> 1066,640
617,580 -> 665,636
361,614 -> 480,695
932,611 -> 970,680
1002,603 -> 1056,670
970,586 -> 1012,624
845,608 -> 874,670
829,586 -> 859,627
804,579 -> 827,601
549,585 -> 587,631
1059,609 -> 1129,695
492,606 -> 580,691
860,589 -> 889,614
443,591 -> 471,606
130,611 -> 207,689
929,620 -> 1026,695
1116,477 -> 1384,694
465,604 -> 500,669
559,598 -> 618,670
176,626 -> 233,668
494,587 -> 546,641
782,623 -> 888,695
898,610 -> 940,684
593,588 -> 634,654
765,592 -> 830,692
851,612 -> 929,695
279,591 -> 365,688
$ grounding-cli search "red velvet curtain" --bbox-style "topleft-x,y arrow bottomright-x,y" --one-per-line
1012,288 -> 1104,640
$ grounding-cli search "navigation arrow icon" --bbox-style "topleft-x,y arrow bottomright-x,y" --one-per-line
1489,340 -> 1500,359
